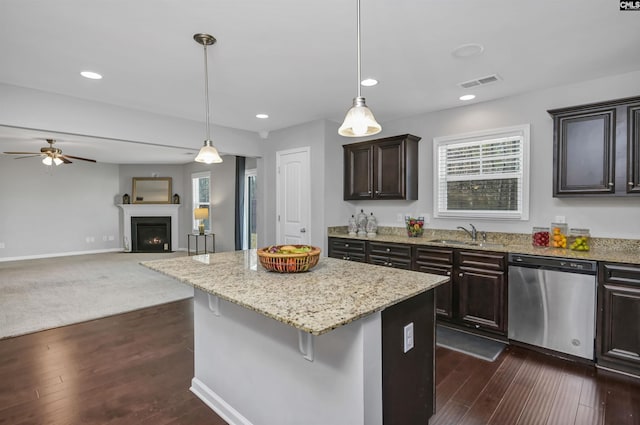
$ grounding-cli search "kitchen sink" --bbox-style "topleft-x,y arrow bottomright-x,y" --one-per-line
426,239 -> 504,249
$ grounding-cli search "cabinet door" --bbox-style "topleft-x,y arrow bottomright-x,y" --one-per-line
628,104 -> 640,193
457,267 -> 507,334
553,108 -> 616,196
344,144 -> 373,200
373,139 -> 405,199
597,263 -> 640,374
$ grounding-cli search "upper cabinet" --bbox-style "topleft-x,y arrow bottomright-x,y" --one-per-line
548,96 -> 640,197
343,134 -> 421,200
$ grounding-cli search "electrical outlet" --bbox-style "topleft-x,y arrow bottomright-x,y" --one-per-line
108,235 -> 114,241
85,237 -> 91,243
403,322 -> 414,353
0,242 -> 5,249
397,213 -> 404,223
554,215 -> 566,223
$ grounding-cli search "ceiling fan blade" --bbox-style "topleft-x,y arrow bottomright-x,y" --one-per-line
3,151 -> 41,155
13,154 -> 43,160
63,155 -> 96,163
59,156 -> 72,164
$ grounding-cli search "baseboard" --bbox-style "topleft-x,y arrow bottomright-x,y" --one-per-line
190,377 -> 254,425
0,248 -> 123,263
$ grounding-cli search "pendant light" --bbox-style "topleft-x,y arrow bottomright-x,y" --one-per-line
194,33 -> 223,164
338,0 -> 382,138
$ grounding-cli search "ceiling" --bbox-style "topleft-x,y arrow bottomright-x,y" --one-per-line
1,0 -> 639,164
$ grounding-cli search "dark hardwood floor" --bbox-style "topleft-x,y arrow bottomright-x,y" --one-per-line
1,299 -> 639,425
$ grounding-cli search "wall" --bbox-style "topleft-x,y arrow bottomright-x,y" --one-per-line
324,70 -> 640,240
0,156 -> 120,259
0,83 -> 262,158
183,157 -> 237,253
259,120 -> 326,250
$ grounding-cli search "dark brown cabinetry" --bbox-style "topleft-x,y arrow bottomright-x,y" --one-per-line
548,96 -> 640,196
327,237 -> 367,262
455,250 -> 508,334
597,262 -> 640,376
413,246 -> 454,319
343,134 -> 421,200
368,241 -> 412,270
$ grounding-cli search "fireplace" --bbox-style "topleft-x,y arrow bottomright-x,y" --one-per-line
131,216 -> 171,252
118,204 -> 180,253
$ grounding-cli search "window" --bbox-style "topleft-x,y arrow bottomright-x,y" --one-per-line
192,171 -> 211,232
433,124 -> 530,220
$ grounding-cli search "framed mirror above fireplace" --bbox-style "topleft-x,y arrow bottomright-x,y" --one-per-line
132,177 -> 172,204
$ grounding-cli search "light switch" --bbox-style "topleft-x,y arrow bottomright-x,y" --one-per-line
403,322 -> 414,353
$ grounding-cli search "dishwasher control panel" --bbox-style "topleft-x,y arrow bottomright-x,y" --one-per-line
508,253 -> 597,274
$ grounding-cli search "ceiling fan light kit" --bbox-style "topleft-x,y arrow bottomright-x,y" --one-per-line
3,138 -> 96,166
338,0 -> 382,138
194,33 -> 223,164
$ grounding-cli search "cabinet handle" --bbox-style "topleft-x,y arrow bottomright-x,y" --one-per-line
629,182 -> 635,186
459,272 -> 464,277
345,243 -> 349,248
475,325 -> 480,329
608,182 -> 614,187
368,190 -> 372,194
375,190 -> 380,194
446,271 -> 451,276
386,248 -> 391,252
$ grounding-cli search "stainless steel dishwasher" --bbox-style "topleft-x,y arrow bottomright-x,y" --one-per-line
508,253 -> 597,360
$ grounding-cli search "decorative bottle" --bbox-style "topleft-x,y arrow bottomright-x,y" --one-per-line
366,212 -> 378,237
348,215 -> 358,235
356,209 -> 367,236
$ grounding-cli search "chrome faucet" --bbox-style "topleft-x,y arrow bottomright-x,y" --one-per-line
457,224 -> 478,241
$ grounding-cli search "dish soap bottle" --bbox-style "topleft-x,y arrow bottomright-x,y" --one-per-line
366,212 -> 378,237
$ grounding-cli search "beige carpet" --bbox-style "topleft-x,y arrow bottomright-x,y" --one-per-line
0,251 -> 193,340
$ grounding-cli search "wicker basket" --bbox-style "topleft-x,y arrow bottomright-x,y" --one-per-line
257,245 -> 321,273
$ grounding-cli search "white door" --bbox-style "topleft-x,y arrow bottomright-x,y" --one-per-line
276,147 -> 311,245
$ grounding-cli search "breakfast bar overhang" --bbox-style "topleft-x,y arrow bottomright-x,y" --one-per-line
142,250 -> 448,425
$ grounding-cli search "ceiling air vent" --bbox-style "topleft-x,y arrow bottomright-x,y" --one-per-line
458,74 -> 502,89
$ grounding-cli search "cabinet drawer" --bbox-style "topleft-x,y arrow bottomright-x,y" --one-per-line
600,263 -> 640,286
329,238 -> 366,253
456,250 -> 506,271
368,242 -> 412,259
414,246 -> 454,267
369,255 -> 412,270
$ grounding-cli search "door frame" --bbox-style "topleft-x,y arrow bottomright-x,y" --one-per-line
276,146 -> 311,245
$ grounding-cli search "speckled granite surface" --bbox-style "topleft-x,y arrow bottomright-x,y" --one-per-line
141,250 -> 448,336
328,227 -> 640,265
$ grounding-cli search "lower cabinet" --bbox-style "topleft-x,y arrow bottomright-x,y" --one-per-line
455,250 -> 508,335
327,237 -> 367,262
597,262 -> 640,376
328,237 -> 508,337
413,246 -> 454,319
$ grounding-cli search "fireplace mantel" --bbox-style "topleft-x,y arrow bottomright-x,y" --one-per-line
118,204 -> 180,252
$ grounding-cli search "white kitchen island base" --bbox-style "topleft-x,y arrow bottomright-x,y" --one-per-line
191,289 -> 384,425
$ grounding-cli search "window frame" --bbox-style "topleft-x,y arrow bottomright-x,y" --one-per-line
433,124 -> 530,221
192,171 -> 211,232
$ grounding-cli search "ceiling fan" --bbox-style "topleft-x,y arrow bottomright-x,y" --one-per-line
3,139 -> 96,165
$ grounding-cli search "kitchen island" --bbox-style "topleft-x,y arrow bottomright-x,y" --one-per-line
142,250 -> 448,425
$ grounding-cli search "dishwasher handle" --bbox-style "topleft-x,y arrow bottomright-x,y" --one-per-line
508,253 -> 597,274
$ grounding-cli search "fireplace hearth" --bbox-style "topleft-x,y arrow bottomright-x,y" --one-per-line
131,216 -> 171,252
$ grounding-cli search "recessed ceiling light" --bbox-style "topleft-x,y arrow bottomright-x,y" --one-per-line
451,43 -> 484,58
80,71 -> 103,80
256,114 -> 269,119
360,78 -> 378,87
459,94 -> 476,101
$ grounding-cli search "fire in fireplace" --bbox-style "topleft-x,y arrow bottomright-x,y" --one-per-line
131,216 -> 172,252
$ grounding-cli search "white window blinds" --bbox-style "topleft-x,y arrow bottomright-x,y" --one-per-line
433,125 -> 530,220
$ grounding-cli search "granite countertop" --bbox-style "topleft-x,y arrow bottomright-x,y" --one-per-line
141,250 -> 448,336
328,230 -> 640,265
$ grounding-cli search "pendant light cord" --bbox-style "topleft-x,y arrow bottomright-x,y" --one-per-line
356,0 -> 361,99
203,43 -> 211,140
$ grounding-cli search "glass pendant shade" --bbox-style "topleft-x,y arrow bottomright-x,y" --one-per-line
338,96 -> 382,137
195,139 -> 223,164
42,156 -> 52,166
53,157 -> 63,166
